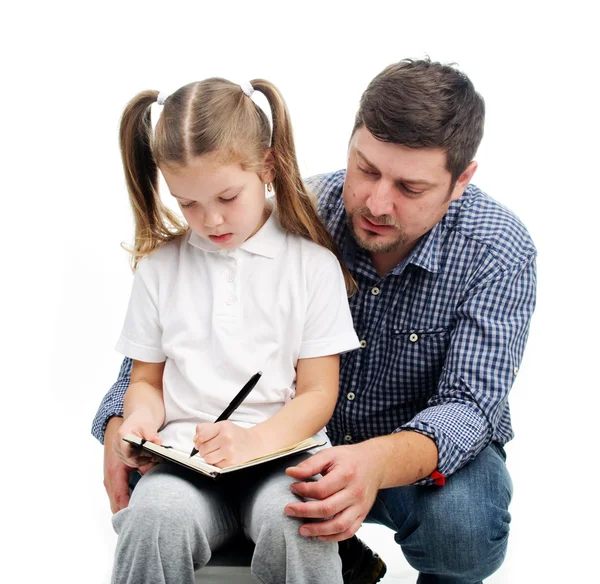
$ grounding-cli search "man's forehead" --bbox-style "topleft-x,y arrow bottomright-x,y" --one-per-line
350,129 -> 449,183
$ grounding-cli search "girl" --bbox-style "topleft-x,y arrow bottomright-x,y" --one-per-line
111,77 -> 359,584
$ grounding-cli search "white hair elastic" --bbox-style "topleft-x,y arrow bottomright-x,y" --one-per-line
240,81 -> 254,98
157,91 -> 170,106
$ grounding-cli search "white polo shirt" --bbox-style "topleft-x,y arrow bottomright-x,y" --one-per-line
116,211 -> 360,451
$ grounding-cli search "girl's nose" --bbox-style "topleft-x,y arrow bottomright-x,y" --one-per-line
204,212 -> 224,228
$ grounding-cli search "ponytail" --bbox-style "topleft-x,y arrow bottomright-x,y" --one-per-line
251,80 -> 357,295
119,90 -> 187,271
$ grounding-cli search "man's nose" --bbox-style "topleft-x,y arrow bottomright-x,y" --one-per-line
366,180 -> 394,217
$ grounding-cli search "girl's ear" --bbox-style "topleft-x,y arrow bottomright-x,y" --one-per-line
260,148 -> 276,184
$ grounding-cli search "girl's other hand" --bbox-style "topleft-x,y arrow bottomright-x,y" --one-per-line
115,408 -> 162,468
193,421 -> 266,468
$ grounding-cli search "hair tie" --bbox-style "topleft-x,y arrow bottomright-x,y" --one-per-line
240,81 -> 254,98
157,91 -> 170,106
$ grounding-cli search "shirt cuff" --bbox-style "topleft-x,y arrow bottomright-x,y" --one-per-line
116,336 -> 166,363
90,359 -> 132,444
394,401 -> 491,484
299,334 -> 361,359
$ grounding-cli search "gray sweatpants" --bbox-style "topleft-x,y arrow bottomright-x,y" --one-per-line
111,452 -> 343,584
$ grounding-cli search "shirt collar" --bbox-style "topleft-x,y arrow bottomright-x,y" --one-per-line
397,221 -> 442,275
188,210 -> 286,259
342,219 -> 442,277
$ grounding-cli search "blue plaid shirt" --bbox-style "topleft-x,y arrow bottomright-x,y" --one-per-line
92,170 -> 536,480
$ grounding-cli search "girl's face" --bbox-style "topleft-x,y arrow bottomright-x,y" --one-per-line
161,154 -> 273,250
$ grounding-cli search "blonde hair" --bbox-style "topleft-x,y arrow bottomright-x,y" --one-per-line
119,78 -> 356,294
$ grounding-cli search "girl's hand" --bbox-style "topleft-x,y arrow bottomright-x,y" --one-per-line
193,422 -> 266,468
114,408 -> 162,469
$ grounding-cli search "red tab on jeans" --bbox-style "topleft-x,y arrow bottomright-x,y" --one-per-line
430,470 -> 446,486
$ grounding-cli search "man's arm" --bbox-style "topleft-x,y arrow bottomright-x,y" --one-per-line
401,254 -> 537,480
285,255 -> 537,540
91,357 -> 133,444
92,357 -> 134,513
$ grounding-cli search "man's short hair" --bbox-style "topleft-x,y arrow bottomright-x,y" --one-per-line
352,58 -> 485,183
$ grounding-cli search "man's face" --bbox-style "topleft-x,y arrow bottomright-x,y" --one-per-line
343,127 -> 473,259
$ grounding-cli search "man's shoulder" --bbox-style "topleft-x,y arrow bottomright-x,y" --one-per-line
305,170 -> 346,235
445,184 -> 537,266
305,170 -> 345,206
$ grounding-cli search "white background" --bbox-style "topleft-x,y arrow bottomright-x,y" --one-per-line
2,1 -> 598,582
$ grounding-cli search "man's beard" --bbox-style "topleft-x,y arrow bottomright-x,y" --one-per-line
346,207 -> 409,253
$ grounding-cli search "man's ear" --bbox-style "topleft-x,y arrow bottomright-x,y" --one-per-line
261,148 -> 276,184
450,160 -> 478,201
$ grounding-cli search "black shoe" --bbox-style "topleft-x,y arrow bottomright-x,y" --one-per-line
339,535 -> 387,584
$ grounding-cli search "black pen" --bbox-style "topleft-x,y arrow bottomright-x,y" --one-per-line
189,371 -> 263,458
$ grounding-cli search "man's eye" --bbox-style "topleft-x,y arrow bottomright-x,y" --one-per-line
358,166 -> 376,176
402,185 -> 425,196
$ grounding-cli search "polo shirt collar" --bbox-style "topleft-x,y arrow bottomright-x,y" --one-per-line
188,210 -> 286,259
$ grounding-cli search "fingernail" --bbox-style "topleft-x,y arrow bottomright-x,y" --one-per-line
286,508 -> 295,516
300,527 -> 310,536
289,485 -> 297,494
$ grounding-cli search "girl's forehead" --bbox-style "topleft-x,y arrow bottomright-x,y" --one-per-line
162,158 -> 244,181
160,159 -> 256,199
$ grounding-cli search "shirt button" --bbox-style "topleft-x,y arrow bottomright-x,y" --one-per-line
359,339 -> 367,348
344,434 -> 352,442
409,333 -> 419,342
513,367 -> 519,376
371,287 -> 380,295
347,392 -> 356,401
225,298 -> 234,306
226,273 -> 234,282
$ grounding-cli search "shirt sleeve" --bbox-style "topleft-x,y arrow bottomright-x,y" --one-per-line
396,254 -> 537,483
299,249 -> 361,359
115,258 -> 166,363
90,357 -> 133,444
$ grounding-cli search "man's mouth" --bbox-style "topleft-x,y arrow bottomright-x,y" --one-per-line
359,215 -> 395,234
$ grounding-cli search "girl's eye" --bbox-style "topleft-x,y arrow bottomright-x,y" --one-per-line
180,201 -> 196,209
219,194 -> 238,203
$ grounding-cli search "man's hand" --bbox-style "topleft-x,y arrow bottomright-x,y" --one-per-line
284,432 -> 438,541
114,407 -> 162,468
283,442 -> 386,542
103,416 -> 155,514
194,421 -> 267,468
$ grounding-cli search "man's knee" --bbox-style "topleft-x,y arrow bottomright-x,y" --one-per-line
399,489 -> 511,581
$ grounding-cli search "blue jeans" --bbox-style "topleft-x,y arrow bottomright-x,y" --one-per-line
366,443 -> 512,584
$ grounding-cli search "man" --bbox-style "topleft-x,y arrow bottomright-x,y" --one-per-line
93,58 -> 536,583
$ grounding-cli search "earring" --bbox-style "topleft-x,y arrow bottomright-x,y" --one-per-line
267,183 -> 272,193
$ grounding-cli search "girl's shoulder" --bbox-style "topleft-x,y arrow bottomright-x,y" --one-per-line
135,231 -> 191,275
285,232 -> 341,272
